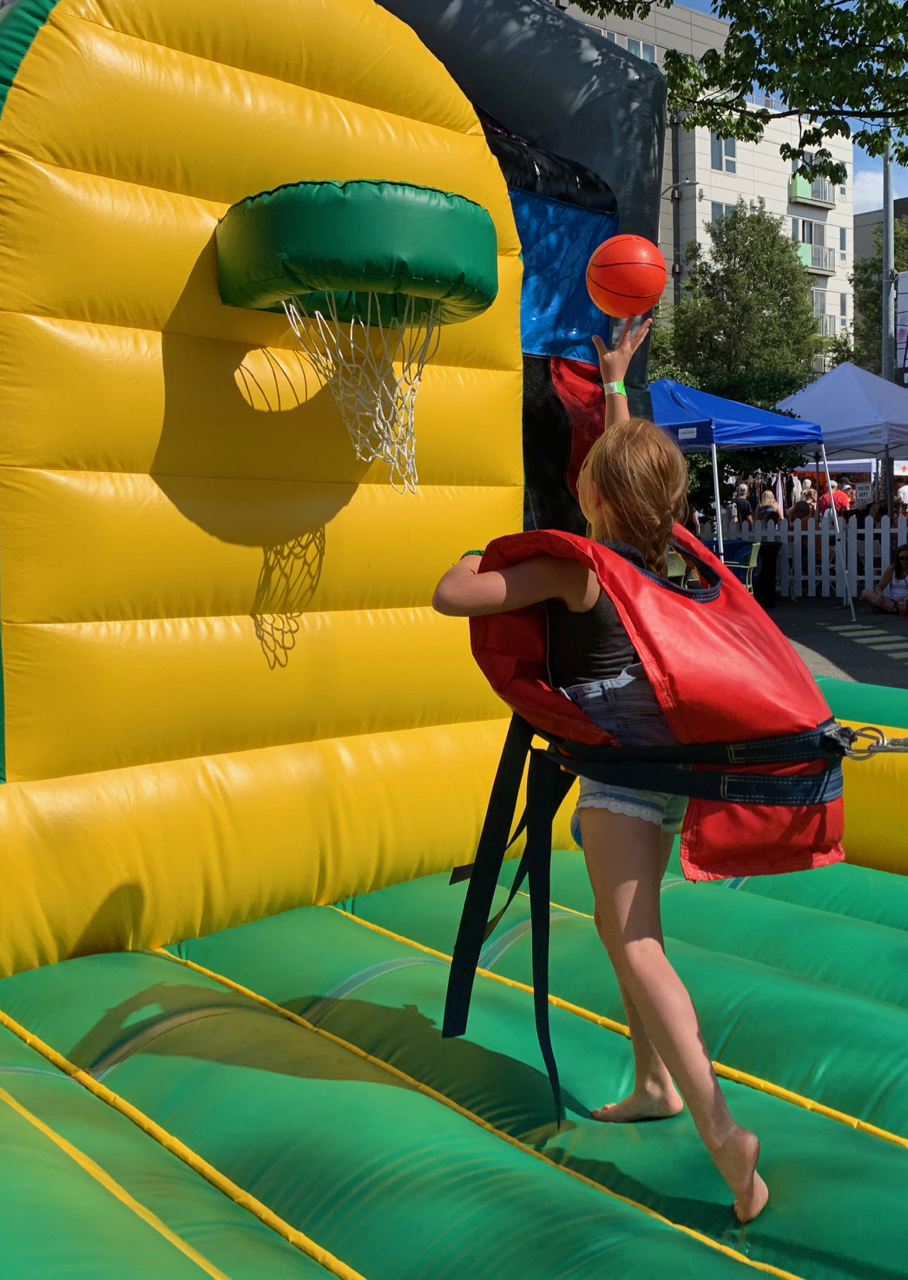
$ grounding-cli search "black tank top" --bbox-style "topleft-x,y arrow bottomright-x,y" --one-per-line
545,541 -> 641,687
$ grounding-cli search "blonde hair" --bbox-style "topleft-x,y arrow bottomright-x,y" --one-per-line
583,416 -> 688,577
761,490 -> 775,505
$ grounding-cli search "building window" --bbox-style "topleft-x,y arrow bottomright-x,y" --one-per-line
626,37 -> 641,56
711,133 -> 736,173
793,219 -> 824,247
605,30 -> 619,42
840,292 -> 847,316
839,165 -> 847,197
811,289 -> 827,318
711,202 -> 737,226
839,226 -> 847,261
642,42 -> 656,63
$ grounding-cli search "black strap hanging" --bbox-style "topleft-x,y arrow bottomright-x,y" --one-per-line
443,712 -> 850,1121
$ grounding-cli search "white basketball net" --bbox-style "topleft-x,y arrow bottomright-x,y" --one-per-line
284,292 -> 441,493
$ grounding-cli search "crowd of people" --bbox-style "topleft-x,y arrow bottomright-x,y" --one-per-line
728,473 -> 908,530
722,471 -> 908,614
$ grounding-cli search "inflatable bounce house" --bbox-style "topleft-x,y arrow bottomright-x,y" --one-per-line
0,0 -> 907,1276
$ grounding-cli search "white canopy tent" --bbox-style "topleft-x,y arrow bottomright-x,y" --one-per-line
777,363 -> 908,459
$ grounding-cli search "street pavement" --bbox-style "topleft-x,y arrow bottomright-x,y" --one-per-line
769,595 -> 908,688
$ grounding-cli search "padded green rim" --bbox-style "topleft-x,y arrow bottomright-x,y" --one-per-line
216,179 -> 499,324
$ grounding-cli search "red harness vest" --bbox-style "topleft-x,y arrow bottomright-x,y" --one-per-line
469,526 -> 845,881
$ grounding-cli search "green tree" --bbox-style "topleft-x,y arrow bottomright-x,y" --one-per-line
673,200 -> 821,403
826,331 -> 854,369
569,0 -> 908,180
647,205 -> 817,513
646,303 -> 698,386
851,218 -> 908,376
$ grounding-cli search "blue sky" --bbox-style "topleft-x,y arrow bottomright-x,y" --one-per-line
673,0 -> 908,212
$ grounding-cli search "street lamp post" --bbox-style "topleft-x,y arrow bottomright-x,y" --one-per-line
662,171 -> 694,306
883,137 -> 895,517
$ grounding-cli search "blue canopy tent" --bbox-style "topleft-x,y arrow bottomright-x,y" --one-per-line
649,379 -> 827,559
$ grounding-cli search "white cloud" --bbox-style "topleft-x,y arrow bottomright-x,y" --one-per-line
852,168 -> 883,214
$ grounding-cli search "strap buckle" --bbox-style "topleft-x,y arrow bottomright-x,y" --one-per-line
842,726 -> 908,760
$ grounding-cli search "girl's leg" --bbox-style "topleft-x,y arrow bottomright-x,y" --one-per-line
592,830 -> 682,1122
581,805 -> 768,1222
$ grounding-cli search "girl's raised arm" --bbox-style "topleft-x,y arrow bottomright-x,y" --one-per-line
592,316 -> 651,429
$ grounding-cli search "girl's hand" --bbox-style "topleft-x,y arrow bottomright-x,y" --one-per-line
592,316 -> 652,385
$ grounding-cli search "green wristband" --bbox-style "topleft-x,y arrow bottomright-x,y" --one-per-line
603,380 -> 626,396
460,549 -> 485,559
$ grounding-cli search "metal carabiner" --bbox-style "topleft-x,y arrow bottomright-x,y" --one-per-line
843,726 -> 908,760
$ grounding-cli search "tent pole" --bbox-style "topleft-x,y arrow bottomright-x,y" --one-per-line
821,444 -> 856,622
710,443 -> 724,559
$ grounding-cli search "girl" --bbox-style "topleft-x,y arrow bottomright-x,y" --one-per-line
755,489 -> 781,522
432,318 -> 768,1223
861,544 -> 908,617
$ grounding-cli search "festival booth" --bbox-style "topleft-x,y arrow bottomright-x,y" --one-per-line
649,379 -> 826,558
778,361 -> 908,462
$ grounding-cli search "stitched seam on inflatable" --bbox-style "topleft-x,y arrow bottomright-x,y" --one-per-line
0,301 -> 521,375
0,1082 -> 233,1279
153,947 -> 809,1280
0,1005 -> 368,1280
333,906 -> 908,1153
57,11 -> 489,146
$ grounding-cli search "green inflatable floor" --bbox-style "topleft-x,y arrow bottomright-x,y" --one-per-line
0,673 -> 905,1279
1,846 -> 907,1280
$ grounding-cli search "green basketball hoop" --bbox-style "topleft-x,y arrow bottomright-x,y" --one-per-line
217,180 -> 499,492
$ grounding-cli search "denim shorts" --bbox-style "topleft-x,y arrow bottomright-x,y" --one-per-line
563,665 -> 688,836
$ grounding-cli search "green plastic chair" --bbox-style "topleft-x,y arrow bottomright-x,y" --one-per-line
666,548 -> 688,583
725,542 -> 761,594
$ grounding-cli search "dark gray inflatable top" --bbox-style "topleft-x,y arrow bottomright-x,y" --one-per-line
379,0 -> 665,245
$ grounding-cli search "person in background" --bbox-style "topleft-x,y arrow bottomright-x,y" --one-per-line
800,487 -> 817,517
861,545 -> 908,617
788,500 -> 812,523
817,480 -> 851,518
732,483 -> 754,530
896,480 -> 908,508
754,490 -> 781,523
841,484 -> 855,510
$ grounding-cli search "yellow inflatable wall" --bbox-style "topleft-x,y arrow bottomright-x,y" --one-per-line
0,0 -> 573,976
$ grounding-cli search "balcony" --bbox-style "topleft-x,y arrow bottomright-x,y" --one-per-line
789,175 -> 836,207
797,243 -> 836,274
816,315 -> 838,337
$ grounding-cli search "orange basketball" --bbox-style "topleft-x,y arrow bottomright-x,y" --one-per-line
586,234 -> 667,318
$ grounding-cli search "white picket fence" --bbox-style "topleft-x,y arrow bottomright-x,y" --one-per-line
699,513 -> 908,600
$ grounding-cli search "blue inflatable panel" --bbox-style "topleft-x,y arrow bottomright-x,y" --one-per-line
510,188 -> 617,362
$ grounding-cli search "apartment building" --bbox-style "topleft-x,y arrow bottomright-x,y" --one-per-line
554,1 -> 854,350
854,197 -> 908,262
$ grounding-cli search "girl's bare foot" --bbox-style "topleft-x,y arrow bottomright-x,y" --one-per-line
709,1126 -> 769,1223
592,1079 -> 683,1123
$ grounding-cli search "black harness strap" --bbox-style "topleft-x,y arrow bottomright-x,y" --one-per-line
443,711 -> 849,1122
550,751 -> 843,805
443,715 -> 533,1038
525,748 -> 570,1122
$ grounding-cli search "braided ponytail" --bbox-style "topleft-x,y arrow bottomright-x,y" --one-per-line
583,417 -> 688,578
